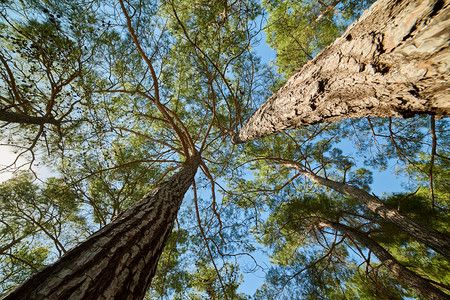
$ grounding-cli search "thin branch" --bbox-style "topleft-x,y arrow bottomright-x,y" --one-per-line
192,179 -> 229,300
429,115 -> 436,211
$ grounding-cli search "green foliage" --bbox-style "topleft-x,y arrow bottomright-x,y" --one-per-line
250,188 -> 448,299
146,229 -> 192,298
230,114 -> 449,298
0,0 -> 105,157
1,0 -> 448,299
345,268 -> 408,300
2,0 -> 270,297
262,0 -> 375,77
0,172 -> 87,295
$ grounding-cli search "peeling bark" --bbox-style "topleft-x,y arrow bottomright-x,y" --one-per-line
320,221 -> 450,300
4,155 -> 201,300
233,0 -> 450,144
284,163 -> 450,260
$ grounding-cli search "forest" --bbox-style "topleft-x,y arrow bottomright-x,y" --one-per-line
0,0 -> 449,299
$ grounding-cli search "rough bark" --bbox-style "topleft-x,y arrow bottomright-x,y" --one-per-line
284,163 -> 450,260
320,221 -> 450,300
4,155 -> 201,300
232,0 -> 450,144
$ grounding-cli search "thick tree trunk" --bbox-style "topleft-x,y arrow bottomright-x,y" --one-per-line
232,0 -> 449,144
320,221 -> 450,300
4,155 -> 201,300
283,163 -> 450,260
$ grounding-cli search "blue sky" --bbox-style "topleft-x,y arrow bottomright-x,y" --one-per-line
235,12 -> 410,295
0,4 -> 413,297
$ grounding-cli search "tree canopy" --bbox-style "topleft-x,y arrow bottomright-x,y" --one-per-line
1,0 -> 448,299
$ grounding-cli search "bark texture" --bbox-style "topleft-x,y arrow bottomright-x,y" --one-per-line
320,221 -> 450,300
284,163 -> 450,260
4,155 -> 201,300
232,0 -> 450,144
0,110 -> 59,126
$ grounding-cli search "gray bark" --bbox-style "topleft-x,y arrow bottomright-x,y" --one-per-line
320,221 -> 450,300
232,0 -> 450,144
4,155 -> 201,300
284,163 -> 450,260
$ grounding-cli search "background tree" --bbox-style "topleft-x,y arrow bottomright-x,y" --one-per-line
231,113 -> 449,298
1,0 -> 448,298
1,0 -> 269,298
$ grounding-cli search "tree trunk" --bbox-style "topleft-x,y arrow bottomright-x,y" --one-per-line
4,155 -> 201,300
283,163 -> 450,260
319,220 -> 450,300
232,0 -> 450,144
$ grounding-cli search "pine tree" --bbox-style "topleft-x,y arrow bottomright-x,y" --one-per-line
233,0 -> 449,144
